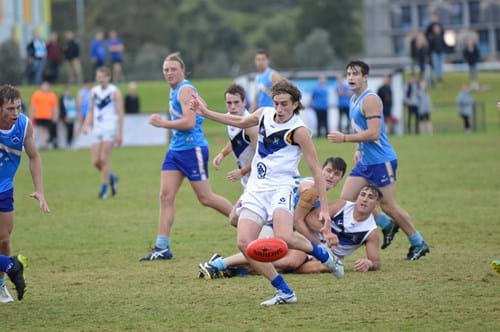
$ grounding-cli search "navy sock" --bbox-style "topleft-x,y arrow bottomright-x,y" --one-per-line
310,242 -> 329,263
100,183 -> 108,194
0,255 -> 13,273
271,275 -> 293,294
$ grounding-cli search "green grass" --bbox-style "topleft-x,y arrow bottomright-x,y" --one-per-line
4,73 -> 500,331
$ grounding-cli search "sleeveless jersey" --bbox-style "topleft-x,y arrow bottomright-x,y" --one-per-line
246,107 -> 306,192
91,84 -> 119,132
330,201 -> 377,258
169,80 -> 208,151
0,114 -> 29,193
349,88 -> 397,165
255,68 -> 274,108
227,110 -> 253,188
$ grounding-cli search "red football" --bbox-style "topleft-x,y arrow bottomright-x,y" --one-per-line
246,237 -> 288,262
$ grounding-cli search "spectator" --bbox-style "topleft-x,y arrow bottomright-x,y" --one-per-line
310,74 -> 329,137
456,83 -> 474,133
417,80 -> 433,135
463,35 -> 480,91
377,74 -> 394,134
59,86 -> 78,146
77,82 -> 92,128
414,32 -> 430,82
108,30 -> 124,82
29,82 -> 58,149
404,73 -> 420,135
124,81 -> 140,114
426,14 -> 446,84
63,31 -> 82,84
89,32 -> 107,72
26,31 -> 47,85
45,32 -> 62,84
336,74 -> 352,132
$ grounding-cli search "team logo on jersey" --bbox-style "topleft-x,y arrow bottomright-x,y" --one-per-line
256,162 -> 267,179
11,136 -> 20,145
278,197 -> 287,205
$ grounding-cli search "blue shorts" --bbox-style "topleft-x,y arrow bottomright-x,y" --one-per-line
0,189 -> 14,213
350,160 -> 398,187
162,146 -> 209,181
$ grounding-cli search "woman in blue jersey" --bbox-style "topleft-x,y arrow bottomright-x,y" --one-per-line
327,61 -> 429,261
140,53 -> 233,261
0,85 -> 49,303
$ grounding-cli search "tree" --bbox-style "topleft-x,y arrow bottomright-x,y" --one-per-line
294,29 -> 335,69
0,40 -> 23,85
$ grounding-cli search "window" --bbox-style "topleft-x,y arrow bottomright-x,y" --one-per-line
496,29 -> 500,54
448,2 -> 463,26
418,4 -> 430,28
478,30 -> 490,55
468,1 -> 480,24
391,5 -> 412,30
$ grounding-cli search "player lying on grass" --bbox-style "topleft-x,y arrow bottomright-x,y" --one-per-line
198,184 -> 381,278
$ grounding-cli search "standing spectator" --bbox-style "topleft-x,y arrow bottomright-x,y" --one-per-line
426,14 -> 446,84
414,32 -> 430,82
89,32 -> 107,72
63,31 -> 82,84
108,30 -> 124,82
77,82 -> 92,129
310,74 -> 329,137
124,81 -> 140,114
463,36 -> 480,91
417,80 -> 433,135
404,73 -> 420,135
59,86 -> 78,146
45,32 -> 62,84
29,82 -> 58,149
377,74 -> 394,134
456,83 -> 474,133
336,74 -> 352,133
26,31 -> 47,85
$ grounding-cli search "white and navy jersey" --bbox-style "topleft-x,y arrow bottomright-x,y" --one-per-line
91,84 -> 119,132
330,201 -> 377,258
0,114 -> 29,193
227,110 -> 253,188
246,107 -> 307,192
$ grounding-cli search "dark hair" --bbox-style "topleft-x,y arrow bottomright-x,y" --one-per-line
346,60 -> 370,76
270,79 -> 303,114
256,49 -> 269,58
361,184 -> 383,200
0,85 -> 21,107
323,157 -> 347,177
165,52 -> 185,70
224,84 -> 246,102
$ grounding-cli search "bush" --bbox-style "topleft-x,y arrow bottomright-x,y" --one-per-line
0,39 -> 23,85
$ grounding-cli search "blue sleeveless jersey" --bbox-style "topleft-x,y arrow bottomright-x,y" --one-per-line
255,68 -> 274,108
349,89 -> 397,165
169,80 -> 208,151
0,114 -> 29,193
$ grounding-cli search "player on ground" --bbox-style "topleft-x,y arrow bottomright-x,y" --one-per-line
198,156 -> 346,278
249,49 -> 282,112
0,85 -> 50,303
82,67 -> 123,199
0,254 -> 27,300
212,84 -> 258,226
140,53 -> 233,261
328,60 -> 430,260
191,79 -> 341,306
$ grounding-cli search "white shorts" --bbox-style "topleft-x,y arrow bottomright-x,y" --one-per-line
258,223 -> 275,239
93,127 -> 117,144
238,188 -> 294,226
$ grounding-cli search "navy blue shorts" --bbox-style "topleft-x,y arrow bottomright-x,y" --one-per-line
350,160 -> 398,187
0,189 -> 14,213
162,146 -> 209,181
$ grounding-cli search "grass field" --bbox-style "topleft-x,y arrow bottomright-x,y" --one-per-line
4,73 -> 500,331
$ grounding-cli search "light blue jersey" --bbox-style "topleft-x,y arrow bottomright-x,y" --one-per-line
169,80 -> 208,151
350,88 -> 397,165
255,68 -> 274,108
0,114 -> 28,193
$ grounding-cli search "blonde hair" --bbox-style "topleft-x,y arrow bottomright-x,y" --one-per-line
165,52 -> 185,70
